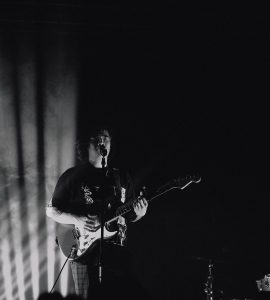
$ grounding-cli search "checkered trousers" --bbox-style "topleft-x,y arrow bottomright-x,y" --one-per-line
69,262 -> 90,299
69,244 -> 132,299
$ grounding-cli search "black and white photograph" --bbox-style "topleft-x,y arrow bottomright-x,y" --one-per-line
0,1 -> 270,299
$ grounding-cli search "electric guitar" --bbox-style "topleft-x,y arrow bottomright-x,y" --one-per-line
55,174 -> 201,262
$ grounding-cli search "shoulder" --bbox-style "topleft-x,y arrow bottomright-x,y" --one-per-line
110,166 -> 130,179
56,163 -> 90,183
109,166 -> 134,187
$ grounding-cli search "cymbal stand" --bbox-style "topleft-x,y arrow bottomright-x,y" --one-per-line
204,260 -> 214,300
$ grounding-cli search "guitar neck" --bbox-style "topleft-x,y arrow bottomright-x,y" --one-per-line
105,175 -> 201,225
106,186 -> 177,224
106,198 -> 138,224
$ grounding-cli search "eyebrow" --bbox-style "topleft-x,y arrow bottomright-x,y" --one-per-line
89,134 -> 111,139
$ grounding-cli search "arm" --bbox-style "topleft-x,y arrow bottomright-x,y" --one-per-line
47,204 -> 100,232
46,203 -> 79,225
46,199 -> 100,232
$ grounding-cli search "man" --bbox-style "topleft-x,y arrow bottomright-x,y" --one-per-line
46,126 -> 148,299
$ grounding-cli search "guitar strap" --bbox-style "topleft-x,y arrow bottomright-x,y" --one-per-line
111,168 -> 127,246
111,168 -> 122,199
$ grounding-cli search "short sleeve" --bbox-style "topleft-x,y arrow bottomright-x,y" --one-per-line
51,168 -> 74,213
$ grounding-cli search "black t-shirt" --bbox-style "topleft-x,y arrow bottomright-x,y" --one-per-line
52,162 -> 135,213
51,162 -> 136,251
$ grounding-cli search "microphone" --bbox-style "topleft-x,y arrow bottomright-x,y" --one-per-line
96,136 -> 108,157
98,143 -> 108,157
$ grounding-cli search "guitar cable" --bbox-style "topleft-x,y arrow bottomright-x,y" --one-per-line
49,245 -> 77,294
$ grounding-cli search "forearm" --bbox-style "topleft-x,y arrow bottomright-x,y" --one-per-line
125,210 -> 144,223
46,206 -> 78,225
130,214 -> 144,222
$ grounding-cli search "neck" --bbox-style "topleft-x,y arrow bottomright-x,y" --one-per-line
89,157 -> 107,168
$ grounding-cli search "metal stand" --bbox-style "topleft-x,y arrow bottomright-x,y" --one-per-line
98,152 -> 107,284
204,260 -> 214,300
49,245 -> 76,293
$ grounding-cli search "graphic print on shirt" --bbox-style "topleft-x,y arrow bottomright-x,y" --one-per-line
81,185 -> 94,205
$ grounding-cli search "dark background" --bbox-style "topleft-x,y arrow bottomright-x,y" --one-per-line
1,1 -> 270,299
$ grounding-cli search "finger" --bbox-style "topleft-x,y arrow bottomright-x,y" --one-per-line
87,220 -> 99,227
137,201 -> 143,209
85,221 -> 96,227
88,228 -> 98,232
84,225 -> 93,232
136,199 -> 142,206
87,214 -> 98,220
139,200 -> 146,208
84,224 -> 98,232
87,216 -> 100,224
133,202 -> 139,209
133,203 -> 140,211
142,199 -> 148,206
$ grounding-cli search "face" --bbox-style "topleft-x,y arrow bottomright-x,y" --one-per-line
88,129 -> 111,159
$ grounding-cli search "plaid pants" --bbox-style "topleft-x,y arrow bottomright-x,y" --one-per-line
69,244 -> 132,299
70,262 -> 90,299
69,261 -> 129,299
69,261 -> 150,300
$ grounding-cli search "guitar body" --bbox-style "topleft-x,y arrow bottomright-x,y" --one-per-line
56,224 -> 117,262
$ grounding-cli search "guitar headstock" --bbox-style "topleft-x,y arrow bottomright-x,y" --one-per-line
156,174 -> 201,193
174,174 -> 201,190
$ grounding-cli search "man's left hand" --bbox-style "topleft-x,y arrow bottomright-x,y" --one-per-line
133,197 -> 148,219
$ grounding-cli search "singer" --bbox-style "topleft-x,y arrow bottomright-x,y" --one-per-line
46,125 -> 148,299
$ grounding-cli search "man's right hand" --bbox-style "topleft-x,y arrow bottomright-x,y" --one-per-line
74,215 -> 100,232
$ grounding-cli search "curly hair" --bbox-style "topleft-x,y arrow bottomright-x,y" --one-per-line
75,140 -> 90,162
75,126 -> 113,163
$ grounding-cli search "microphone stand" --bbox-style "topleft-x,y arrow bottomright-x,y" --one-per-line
98,145 -> 107,285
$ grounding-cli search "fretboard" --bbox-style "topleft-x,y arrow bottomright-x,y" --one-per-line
106,198 -> 137,224
105,186 -> 177,224
105,175 -> 200,225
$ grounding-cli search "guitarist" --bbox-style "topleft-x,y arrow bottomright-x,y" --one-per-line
46,125 -> 148,299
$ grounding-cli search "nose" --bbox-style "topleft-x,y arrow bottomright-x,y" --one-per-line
97,136 -> 105,145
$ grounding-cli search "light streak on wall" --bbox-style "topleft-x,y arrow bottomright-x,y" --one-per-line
0,34 -> 78,299
44,41 -> 77,296
8,172 -> 26,300
46,220 -> 56,293
0,48 -> 26,300
0,229 -> 13,300
0,170 -> 10,300
17,42 -> 39,300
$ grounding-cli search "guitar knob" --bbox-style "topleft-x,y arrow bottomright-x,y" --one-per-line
70,245 -> 77,258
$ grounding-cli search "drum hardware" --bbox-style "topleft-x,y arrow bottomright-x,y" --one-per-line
191,256 -> 257,300
188,256 -> 225,300
204,260 -> 214,300
256,274 -> 270,292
